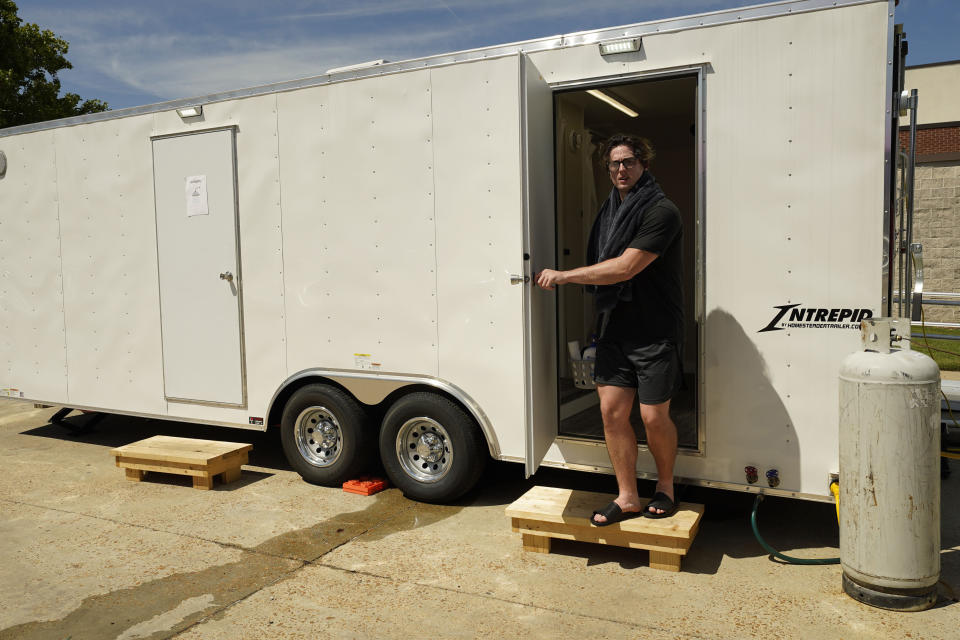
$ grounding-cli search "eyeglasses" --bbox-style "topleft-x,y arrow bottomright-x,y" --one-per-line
607,157 -> 639,171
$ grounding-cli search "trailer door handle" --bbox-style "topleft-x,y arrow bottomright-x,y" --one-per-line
219,271 -> 234,282
510,274 -> 529,285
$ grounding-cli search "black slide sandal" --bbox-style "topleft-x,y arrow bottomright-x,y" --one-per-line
590,501 -> 643,527
644,491 -> 678,519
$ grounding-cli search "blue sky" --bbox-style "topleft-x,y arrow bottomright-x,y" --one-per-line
16,0 -> 959,111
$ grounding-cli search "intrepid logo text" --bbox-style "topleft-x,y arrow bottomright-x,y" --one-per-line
758,304 -> 872,333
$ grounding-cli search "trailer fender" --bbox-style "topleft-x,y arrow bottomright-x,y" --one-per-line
267,369 -> 501,459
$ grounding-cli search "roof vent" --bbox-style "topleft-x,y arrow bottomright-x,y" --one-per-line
326,59 -> 389,74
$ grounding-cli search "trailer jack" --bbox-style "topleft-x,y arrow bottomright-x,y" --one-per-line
49,408 -> 106,435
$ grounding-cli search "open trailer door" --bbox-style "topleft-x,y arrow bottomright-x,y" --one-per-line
521,55 -> 558,476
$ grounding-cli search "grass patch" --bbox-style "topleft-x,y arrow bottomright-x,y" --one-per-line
912,324 -> 960,371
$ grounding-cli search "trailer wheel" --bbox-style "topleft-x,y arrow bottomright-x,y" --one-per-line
281,384 -> 370,485
379,392 -> 487,503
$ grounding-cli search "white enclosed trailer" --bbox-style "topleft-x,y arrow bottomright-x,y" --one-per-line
0,0 -> 902,502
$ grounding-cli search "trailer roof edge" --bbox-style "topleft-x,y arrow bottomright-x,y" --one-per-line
0,0 -> 885,138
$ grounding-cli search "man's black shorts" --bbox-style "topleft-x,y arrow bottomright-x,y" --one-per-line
594,339 -> 681,405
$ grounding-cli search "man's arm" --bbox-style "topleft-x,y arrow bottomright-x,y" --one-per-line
535,247 -> 657,290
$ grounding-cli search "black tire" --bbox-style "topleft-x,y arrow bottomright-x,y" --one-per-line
280,384 -> 371,485
379,392 -> 487,503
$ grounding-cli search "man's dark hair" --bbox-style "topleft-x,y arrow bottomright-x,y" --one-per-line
601,134 -> 655,168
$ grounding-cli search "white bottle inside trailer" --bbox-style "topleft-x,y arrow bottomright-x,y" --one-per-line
838,318 -> 941,611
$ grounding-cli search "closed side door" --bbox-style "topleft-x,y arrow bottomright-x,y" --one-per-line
152,128 -> 245,406
522,55 -> 559,476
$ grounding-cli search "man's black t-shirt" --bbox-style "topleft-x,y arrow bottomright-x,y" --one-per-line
602,198 -> 683,345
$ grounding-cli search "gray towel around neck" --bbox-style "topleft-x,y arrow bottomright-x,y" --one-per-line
586,170 -> 666,314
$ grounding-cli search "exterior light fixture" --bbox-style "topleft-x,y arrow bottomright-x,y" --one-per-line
599,37 -> 641,56
176,105 -> 203,118
586,89 -> 638,118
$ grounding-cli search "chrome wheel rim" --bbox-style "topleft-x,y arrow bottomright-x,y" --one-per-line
295,406 -> 343,467
395,417 -> 452,483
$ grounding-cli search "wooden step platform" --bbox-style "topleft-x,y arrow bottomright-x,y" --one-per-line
111,436 -> 252,490
505,485 -> 704,571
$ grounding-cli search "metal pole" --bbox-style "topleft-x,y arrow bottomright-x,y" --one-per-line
903,89 -> 918,320
887,25 -> 907,318
897,150 -> 907,317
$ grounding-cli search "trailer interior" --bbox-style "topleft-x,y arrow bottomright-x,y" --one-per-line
553,73 -> 700,450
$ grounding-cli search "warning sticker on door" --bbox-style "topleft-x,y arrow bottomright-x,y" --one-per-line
185,175 -> 209,217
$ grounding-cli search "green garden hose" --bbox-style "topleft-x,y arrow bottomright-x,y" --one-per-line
750,493 -> 840,565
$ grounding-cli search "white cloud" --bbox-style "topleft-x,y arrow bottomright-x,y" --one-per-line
269,0 -> 470,21
17,0 -> 730,107
66,23 -> 472,103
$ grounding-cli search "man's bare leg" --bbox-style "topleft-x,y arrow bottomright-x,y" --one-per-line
639,400 -> 677,515
592,384 -> 643,524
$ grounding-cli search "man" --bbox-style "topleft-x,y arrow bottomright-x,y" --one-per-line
536,134 -> 683,524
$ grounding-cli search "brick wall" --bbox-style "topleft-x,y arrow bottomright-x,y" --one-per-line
897,123 -> 960,323
910,162 -> 960,322
898,124 -> 960,158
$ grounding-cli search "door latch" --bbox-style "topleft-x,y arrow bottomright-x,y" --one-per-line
510,274 -> 530,285
219,271 -> 234,282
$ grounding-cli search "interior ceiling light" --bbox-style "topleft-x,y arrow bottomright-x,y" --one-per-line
598,37 -> 641,56
586,89 -> 638,118
176,105 -> 203,118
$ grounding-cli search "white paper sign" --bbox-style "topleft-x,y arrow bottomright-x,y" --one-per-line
185,175 -> 209,216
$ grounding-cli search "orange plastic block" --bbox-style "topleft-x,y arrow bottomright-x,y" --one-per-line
343,477 -> 388,496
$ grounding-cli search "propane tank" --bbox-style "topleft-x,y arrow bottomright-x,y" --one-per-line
838,317 -> 941,611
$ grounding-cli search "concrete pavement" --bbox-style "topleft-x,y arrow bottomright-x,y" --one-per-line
0,398 -> 956,639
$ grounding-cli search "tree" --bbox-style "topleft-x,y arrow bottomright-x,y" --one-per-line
0,0 -> 107,129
